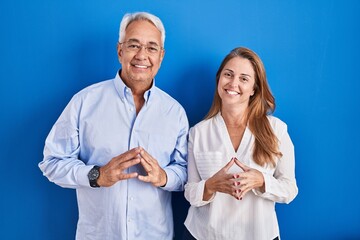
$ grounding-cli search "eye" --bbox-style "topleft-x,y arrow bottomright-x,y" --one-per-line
127,44 -> 140,50
224,72 -> 232,78
147,46 -> 159,53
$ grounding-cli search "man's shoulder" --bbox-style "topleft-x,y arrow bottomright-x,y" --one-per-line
76,80 -> 113,95
75,79 -> 113,98
67,79 -> 114,106
153,87 -> 184,110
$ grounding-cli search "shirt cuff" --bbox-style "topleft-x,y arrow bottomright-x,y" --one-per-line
197,180 -> 216,205
77,165 -> 94,188
161,168 -> 180,191
252,171 -> 270,196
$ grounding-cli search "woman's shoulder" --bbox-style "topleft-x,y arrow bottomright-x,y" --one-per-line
191,118 -> 212,130
267,115 -> 288,133
189,116 -> 217,135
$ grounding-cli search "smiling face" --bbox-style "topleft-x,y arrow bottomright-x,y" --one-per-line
117,20 -> 164,91
217,56 -> 255,108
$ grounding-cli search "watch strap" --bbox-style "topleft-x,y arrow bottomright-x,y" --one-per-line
88,166 -> 100,188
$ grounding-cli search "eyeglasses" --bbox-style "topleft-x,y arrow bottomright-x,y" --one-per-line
120,41 -> 163,55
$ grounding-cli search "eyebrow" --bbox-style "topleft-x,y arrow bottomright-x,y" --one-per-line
240,73 -> 252,78
127,38 -> 160,46
224,68 -> 252,77
224,68 -> 234,73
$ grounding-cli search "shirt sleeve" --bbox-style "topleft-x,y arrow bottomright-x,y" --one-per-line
38,95 -> 92,189
253,124 -> 298,204
184,128 -> 215,207
161,107 -> 189,192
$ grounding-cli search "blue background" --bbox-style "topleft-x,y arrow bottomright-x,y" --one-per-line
1,0 -> 359,239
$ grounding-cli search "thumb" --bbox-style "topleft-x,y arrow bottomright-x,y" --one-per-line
234,158 -> 250,172
222,157 -> 235,172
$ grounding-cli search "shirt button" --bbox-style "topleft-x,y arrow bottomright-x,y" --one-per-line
128,219 -> 131,222
130,197 -> 134,201
129,108 -> 133,111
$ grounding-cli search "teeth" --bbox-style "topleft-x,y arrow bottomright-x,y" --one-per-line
134,65 -> 148,69
226,90 -> 239,95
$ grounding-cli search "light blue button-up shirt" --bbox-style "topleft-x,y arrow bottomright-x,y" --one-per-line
39,71 -> 189,240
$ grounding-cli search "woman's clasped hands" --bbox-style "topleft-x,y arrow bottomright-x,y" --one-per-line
204,158 -> 265,201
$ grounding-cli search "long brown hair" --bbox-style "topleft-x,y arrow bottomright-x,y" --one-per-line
205,47 -> 282,167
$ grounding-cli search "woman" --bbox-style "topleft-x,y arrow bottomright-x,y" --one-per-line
183,47 -> 298,240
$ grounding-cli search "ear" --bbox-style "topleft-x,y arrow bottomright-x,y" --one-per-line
117,43 -> 123,63
250,89 -> 255,96
158,49 -> 165,67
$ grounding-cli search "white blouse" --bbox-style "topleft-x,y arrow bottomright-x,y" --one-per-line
184,112 -> 298,240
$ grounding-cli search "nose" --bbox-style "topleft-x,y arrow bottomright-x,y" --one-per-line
134,46 -> 147,59
228,77 -> 239,87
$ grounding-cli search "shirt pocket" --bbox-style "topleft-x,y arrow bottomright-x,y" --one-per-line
148,134 -> 177,168
194,151 -> 224,180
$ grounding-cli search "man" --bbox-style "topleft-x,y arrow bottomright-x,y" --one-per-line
39,12 -> 188,240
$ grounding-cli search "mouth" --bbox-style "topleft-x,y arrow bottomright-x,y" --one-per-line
225,89 -> 240,95
131,64 -> 151,69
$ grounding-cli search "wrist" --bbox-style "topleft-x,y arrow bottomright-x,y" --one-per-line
88,166 -> 101,188
159,169 -> 167,187
257,171 -> 265,192
204,179 -> 214,199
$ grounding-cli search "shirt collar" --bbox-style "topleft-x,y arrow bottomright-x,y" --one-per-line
114,70 -> 155,104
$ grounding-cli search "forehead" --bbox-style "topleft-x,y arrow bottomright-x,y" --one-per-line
124,20 -> 162,44
223,57 -> 254,77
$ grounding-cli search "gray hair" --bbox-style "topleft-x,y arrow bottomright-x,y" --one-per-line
118,12 -> 165,47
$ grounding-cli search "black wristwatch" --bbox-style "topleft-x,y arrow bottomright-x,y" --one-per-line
88,166 -> 101,188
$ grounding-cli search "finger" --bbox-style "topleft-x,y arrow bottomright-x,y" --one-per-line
222,158 -> 235,172
238,181 -> 252,196
118,157 -> 141,170
231,190 -> 240,199
227,183 -> 242,198
232,179 -> 241,187
227,180 -> 240,192
233,169 -> 249,180
223,173 -> 236,181
118,172 -> 138,181
239,178 -> 250,188
139,148 -> 156,165
234,158 -> 250,172
238,188 -> 251,199
115,147 -> 142,163
235,171 -> 247,180
140,158 -> 152,173
138,174 -> 151,183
